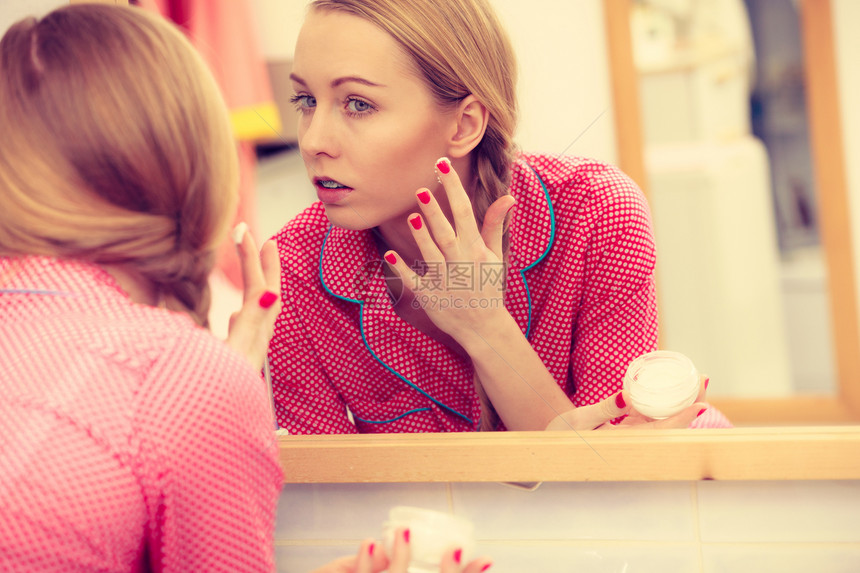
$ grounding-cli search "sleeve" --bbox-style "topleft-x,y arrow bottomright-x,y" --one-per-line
268,266 -> 359,435
134,329 -> 283,573
568,167 -> 660,407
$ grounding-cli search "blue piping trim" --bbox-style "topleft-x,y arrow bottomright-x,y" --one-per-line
318,226 -> 475,426
0,289 -> 73,296
520,165 -> 557,339
353,407 -> 432,424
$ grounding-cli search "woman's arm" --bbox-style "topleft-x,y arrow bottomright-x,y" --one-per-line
136,332 -> 283,572
384,158 -> 655,431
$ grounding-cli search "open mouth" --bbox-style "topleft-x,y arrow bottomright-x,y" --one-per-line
315,178 -> 351,190
314,177 -> 354,204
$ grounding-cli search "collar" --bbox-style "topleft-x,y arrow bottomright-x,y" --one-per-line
507,158 -> 556,271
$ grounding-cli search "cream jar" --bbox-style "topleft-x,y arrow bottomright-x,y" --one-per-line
623,350 -> 700,419
382,506 -> 475,573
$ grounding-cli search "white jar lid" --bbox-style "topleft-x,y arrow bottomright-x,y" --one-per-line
623,351 -> 700,419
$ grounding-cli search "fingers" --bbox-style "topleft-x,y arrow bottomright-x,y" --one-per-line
543,391 -> 630,431
406,206 -> 446,267
380,251 -> 421,302
438,546 -> 463,573
434,157 -> 481,248
233,222 -> 263,303
439,547 -> 493,573
385,527 -> 412,573
310,539 -> 387,573
259,239 -> 282,312
369,527 -> 490,573
353,538 -> 388,573
697,373 -> 710,402
232,222 -> 281,312
414,187 -> 459,259
649,401 -> 709,429
224,225 -> 281,370
461,557 -> 494,573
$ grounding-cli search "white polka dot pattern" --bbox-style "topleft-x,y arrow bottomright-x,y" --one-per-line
0,256 -> 282,572
269,153 -> 731,433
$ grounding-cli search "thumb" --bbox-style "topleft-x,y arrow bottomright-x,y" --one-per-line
480,195 -> 516,258
543,391 -> 630,431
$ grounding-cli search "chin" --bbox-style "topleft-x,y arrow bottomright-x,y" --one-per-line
322,204 -> 376,231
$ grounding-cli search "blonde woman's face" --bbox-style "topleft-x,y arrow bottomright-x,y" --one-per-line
291,10 -> 453,230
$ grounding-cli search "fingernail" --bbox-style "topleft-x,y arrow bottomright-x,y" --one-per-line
368,542 -> 375,556
454,548 -> 462,564
615,392 -> 626,409
480,564 -> 493,572
403,529 -> 410,543
384,252 -> 397,265
704,377 -> 710,391
417,189 -> 431,204
697,408 -> 707,417
409,214 -> 422,230
436,157 -> 451,174
258,290 -> 279,309
231,221 -> 248,245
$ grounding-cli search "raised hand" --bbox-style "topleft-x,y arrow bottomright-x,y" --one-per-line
382,157 -> 516,341
225,222 -> 282,371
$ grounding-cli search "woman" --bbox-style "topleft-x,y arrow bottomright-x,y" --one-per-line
0,5 -> 483,572
268,0 -> 726,433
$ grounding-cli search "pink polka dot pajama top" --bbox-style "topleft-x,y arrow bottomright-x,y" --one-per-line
269,153 -> 730,433
0,256 -> 282,572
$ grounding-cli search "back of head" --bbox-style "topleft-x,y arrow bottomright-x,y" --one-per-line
0,4 -> 238,326
310,0 -> 518,227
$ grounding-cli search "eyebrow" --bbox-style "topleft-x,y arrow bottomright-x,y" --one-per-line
289,73 -> 386,89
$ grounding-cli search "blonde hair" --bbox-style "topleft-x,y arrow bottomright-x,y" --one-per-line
310,0 -> 518,430
0,4 -> 238,326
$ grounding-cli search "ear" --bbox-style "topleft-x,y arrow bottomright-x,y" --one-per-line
446,95 -> 489,159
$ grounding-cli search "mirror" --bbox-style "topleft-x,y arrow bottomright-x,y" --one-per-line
276,0 -> 860,482
257,0 -> 859,427
606,0 -> 859,425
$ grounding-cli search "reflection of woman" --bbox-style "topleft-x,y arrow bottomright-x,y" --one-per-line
0,5 -> 480,572
269,0 -> 729,433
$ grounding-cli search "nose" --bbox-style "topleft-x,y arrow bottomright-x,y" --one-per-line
299,106 -> 339,161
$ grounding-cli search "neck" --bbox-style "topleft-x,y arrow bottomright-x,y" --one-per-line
101,264 -> 160,307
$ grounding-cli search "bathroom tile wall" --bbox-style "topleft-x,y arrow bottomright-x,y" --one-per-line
274,480 -> 860,573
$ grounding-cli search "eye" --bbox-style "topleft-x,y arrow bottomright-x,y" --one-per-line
345,97 -> 376,116
289,94 -> 316,113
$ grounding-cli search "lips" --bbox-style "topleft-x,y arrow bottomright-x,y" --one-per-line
313,177 -> 354,204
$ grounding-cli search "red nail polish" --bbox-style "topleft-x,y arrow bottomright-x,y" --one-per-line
403,529 -> 410,543
480,564 -> 493,572
436,158 -> 450,174
615,392 -> 626,409
697,408 -> 707,417
417,189 -> 431,204
258,291 -> 279,309
368,543 -> 375,556
409,215 -> 422,230
453,548 -> 462,564
704,378 -> 710,391
384,253 -> 397,265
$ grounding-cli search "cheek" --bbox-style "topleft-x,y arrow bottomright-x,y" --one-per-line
362,120 -> 446,186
